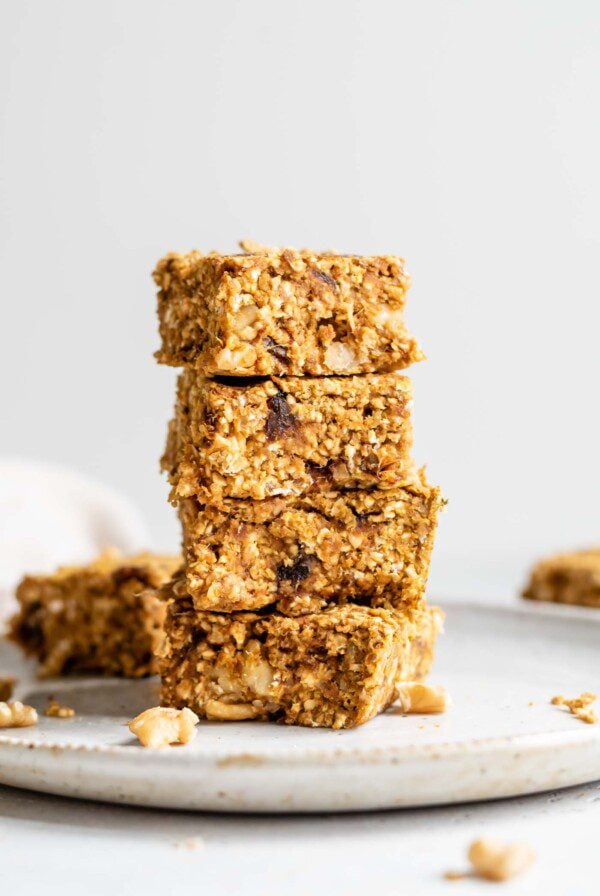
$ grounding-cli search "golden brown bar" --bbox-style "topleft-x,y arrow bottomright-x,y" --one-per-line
159,585 -> 442,729
178,473 -> 443,615
523,548 -> 600,608
163,371 -> 415,504
10,550 -> 180,677
153,244 -> 423,376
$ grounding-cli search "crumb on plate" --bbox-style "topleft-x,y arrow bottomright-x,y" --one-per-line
551,692 -> 598,724
45,698 -> 75,718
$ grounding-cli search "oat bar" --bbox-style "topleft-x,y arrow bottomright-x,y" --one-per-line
159,585 -> 442,729
10,550 -> 180,677
179,473 -> 442,615
154,245 -> 423,376
523,548 -> 600,608
163,371 -> 415,503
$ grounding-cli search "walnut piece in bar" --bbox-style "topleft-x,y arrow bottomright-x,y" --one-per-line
522,548 -> 600,608
10,549 -> 180,677
159,589 -> 442,729
153,245 -> 423,376
163,371 -> 415,503
178,473 -> 443,615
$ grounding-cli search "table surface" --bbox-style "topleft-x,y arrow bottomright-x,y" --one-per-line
1,779 -> 598,895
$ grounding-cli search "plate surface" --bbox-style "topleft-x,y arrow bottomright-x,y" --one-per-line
1,601 -> 599,813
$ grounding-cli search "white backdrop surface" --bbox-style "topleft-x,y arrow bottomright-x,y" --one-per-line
1,0 -> 599,599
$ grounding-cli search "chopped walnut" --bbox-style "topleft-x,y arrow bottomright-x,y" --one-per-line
45,699 -> 75,718
233,303 -> 260,335
396,682 -> 450,714
205,700 -> 261,721
0,677 -> 16,702
551,692 -> 598,724
0,701 -> 38,728
214,344 -> 258,372
324,341 -> 358,372
129,706 -> 199,748
467,838 -> 535,882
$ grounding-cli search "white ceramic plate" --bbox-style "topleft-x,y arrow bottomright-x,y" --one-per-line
1,601 -> 599,813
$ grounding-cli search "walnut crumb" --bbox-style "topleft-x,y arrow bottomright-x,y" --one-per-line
551,692 -> 598,724
396,682 -> 450,714
443,870 -> 467,881
467,838 -> 535,882
0,677 -> 16,702
175,836 -> 204,851
0,701 -> 38,728
129,706 -> 199,748
45,699 -> 75,718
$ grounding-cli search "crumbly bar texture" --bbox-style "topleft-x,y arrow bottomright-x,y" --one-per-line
163,371 -> 415,504
178,473 -> 442,615
522,548 -> 600,608
153,244 -> 423,376
10,550 -> 180,677
159,588 -> 442,729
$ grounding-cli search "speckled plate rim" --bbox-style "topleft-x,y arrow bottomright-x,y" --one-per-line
1,717 -> 598,764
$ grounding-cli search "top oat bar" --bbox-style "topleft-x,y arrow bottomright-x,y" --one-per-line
153,242 -> 423,376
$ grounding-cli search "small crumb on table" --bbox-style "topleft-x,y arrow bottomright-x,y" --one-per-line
551,692 -> 598,724
443,870 -> 467,881
468,838 -> 535,882
446,838 -> 535,883
174,836 -> 204,852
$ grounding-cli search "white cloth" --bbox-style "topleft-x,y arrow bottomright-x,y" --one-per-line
0,460 -> 148,620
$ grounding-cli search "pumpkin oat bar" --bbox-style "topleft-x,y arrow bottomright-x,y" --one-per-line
523,548 -> 600,608
10,550 -> 180,677
153,243 -> 423,376
163,370 -> 415,504
178,473 -> 442,615
159,581 -> 442,729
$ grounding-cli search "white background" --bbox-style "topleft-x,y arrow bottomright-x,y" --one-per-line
1,0 -> 599,599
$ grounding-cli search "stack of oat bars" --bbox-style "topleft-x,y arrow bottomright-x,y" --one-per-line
154,241 -> 444,729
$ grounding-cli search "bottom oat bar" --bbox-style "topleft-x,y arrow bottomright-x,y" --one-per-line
10,549 -> 180,677
522,548 -> 600,608
160,582 -> 442,729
